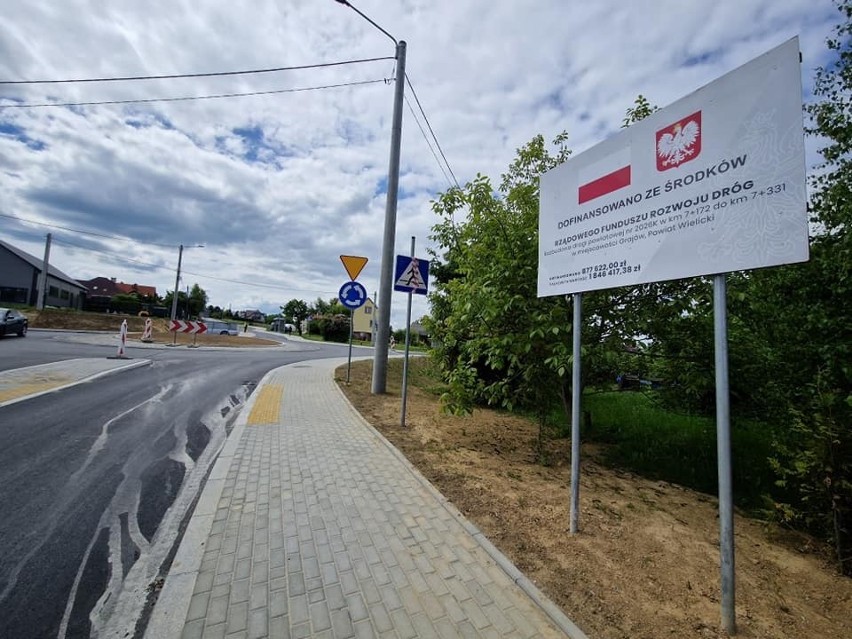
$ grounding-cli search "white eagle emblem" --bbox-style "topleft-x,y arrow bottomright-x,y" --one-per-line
657,118 -> 700,168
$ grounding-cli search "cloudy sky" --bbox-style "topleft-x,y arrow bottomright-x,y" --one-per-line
0,0 -> 840,326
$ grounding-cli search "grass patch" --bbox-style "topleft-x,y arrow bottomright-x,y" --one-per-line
583,391 -> 776,507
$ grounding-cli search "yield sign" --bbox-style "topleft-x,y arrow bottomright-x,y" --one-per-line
339,255 -> 368,280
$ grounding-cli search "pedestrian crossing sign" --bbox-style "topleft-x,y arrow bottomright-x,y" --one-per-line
394,255 -> 429,295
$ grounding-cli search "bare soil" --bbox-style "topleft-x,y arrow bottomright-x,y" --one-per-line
27,309 -> 278,347
336,358 -> 852,639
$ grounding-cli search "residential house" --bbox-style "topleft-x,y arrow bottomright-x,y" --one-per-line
352,297 -> 377,341
0,238 -> 86,308
238,309 -> 265,322
76,277 -> 159,313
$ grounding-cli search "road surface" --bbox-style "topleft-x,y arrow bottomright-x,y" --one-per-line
0,331 -> 356,638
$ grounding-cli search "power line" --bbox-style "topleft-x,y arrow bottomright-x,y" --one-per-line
50,236 -> 339,296
405,73 -> 460,188
51,236 -> 170,270
180,269 -> 337,295
404,94 -> 453,189
0,212 -> 175,247
1,78 -> 389,109
0,57 -> 394,85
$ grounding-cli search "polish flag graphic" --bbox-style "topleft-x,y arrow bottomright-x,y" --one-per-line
578,148 -> 632,205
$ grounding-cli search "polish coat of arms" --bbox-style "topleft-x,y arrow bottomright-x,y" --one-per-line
656,111 -> 702,171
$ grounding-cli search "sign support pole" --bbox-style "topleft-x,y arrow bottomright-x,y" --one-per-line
713,273 -> 736,634
569,293 -> 583,534
347,309 -> 354,384
400,237 -> 415,426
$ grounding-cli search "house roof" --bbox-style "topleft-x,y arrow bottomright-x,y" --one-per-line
116,282 -> 158,298
77,277 -> 158,298
410,321 -> 429,336
77,277 -> 122,297
0,238 -> 87,291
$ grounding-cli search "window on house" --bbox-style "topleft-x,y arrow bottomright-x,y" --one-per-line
365,306 -> 372,314
49,286 -> 59,297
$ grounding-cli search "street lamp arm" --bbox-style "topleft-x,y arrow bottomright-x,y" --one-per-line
333,0 -> 398,46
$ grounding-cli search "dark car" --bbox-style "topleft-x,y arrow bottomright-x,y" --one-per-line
0,308 -> 28,337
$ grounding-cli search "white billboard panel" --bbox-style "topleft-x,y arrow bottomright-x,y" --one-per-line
538,38 -> 808,297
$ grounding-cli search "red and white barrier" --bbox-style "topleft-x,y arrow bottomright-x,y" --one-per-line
141,318 -> 153,342
168,320 -> 208,334
117,320 -> 128,358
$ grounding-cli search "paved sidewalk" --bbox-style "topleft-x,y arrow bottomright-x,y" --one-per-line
147,358 -> 587,639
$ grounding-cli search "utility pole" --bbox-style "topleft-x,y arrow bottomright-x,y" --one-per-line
170,244 -> 183,322
372,39 -> 406,394
37,233 -> 52,309
334,1 -> 406,395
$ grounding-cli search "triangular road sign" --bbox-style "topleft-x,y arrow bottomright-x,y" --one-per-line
340,255 -> 368,280
395,257 -> 425,291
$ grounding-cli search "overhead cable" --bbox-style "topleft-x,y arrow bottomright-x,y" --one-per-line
48,236 -> 338,296
1,78 -> 389,109
0,212 -> 175,247
0,57 -> 394,85
405,73 -> 460,188
404,94 -> 454,189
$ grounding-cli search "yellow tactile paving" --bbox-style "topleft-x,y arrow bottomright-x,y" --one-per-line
246,384 -> 283,425
0,373 -> 73,403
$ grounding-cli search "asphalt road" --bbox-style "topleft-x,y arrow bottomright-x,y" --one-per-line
0,331 -> 357,638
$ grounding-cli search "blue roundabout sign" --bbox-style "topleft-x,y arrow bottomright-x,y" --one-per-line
338,281 -> 367,310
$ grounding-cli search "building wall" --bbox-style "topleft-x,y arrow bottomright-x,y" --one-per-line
352,298 -> 376,336
0,250 -> 37,305
0,247 -> 84,308
43,275 -> 84,309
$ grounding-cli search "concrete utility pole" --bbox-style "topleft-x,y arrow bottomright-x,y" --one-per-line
372,39 -> 406,394
37,233 -> 52,310
333,1 -> 406,395
170,244 -> 184,322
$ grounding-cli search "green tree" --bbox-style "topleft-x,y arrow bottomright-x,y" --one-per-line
281,299 -> 309,334
188,284 -> 208,318
427,98 -> 672,424
109,292 -> 141,314
641,3 -> 852,573
763,0 -> 852,574
311,297 -> 346,316
163,283 -> 207,319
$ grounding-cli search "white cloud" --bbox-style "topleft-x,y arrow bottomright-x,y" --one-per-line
0,0 -> 841,327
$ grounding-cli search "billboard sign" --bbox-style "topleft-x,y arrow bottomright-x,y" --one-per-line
538,37 -> 808,297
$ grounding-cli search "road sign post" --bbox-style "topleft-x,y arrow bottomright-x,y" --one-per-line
394,243 -> 429,426
339,281 -> 367,384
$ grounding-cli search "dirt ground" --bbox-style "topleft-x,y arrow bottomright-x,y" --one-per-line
336,358 -> 852,639
27,309 -> 277,347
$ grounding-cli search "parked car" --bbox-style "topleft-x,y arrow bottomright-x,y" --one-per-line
0,308 -> 28,337
201,318 -> 239,336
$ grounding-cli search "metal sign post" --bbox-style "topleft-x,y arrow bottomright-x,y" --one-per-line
714,273 -> 736,634
569,293 -> 582,534
400,237 -> 415,426
393,240 -> 430,427
339,280 -> 368,384
347,309 -> 354,384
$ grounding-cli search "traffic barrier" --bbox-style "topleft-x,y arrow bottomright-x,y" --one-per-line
141,318 -> 153,342
117,319 -> 128,358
